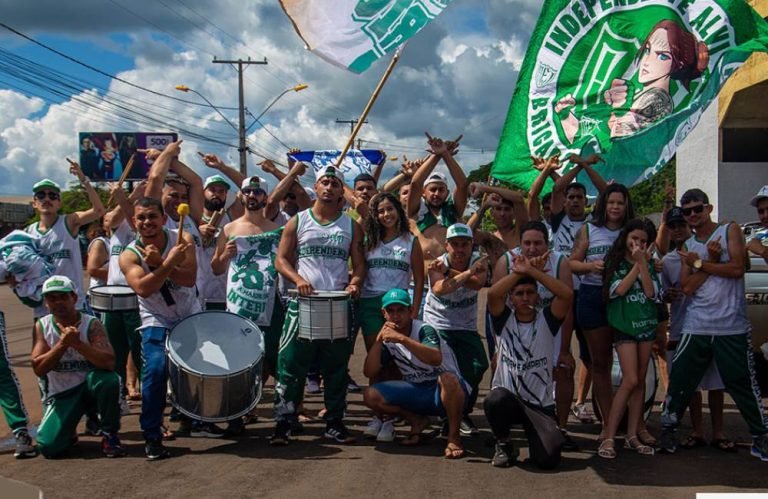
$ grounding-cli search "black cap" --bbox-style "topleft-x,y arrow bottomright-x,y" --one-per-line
665,206 -> 685,225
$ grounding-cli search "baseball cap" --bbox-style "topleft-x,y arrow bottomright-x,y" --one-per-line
381,288 -> 412,309
446,223 -> 473,240
204,175 -> 230,190
240,176 -> 269,194
32,179 -> 61,193
42,275 -> 76,295
315,165 -> 345,184
425,172 -> 448,186
750,185 -> 768,207
665,207 -> 686,225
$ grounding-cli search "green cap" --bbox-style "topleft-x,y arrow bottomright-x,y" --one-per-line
381,288 -> 412,309
42,275 -> 76,295
446,223 -> 473,240
32,179 -> 61,193
204,175 -> 230,190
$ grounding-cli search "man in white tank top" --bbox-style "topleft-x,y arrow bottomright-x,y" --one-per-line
120,195 -> 199,460
660,189 -> 768,460
271,165 -> 366,445
31,276 -> 124,458
27,163 -> 107,319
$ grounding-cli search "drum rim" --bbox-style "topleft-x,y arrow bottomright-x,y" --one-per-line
293,290 -> 350,300
88,285 -> 137,296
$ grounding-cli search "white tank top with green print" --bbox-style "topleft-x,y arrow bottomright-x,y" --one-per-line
423,251 -> 481,331
226,228 -> 283,325
362,233 -> 414,298
580,223 -> 620,287
295,209 -> 353,292
107,219 -> 135,286
39,313 -> 95,397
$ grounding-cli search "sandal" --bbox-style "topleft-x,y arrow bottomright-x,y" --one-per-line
680,435 -> 707,449
637,429 -> 657,446
625,435 -> 654,456
710,438 -> 738,453
444,442 -> 465,459
598,438 -> 616,459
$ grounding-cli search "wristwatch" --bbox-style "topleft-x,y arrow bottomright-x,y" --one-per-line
692,258 -> 703,270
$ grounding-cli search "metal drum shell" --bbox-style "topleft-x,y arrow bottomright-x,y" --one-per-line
88,285 -> 138,312
297,291 -> 349,342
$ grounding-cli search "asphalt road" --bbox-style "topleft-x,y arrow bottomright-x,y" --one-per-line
1,285 -> 767,498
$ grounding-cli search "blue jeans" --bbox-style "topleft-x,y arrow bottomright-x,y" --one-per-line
139,326 -> 168,441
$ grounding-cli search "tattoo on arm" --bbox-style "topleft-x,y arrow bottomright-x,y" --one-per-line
88,322 -> 112,350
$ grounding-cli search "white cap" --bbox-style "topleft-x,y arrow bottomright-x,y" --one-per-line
42,275 -> 76,295
240,176 -> 269,194
750,185 -> 768,207
314,165 -> 345,184
425,172 -> 448,186
446,223 -> 473,240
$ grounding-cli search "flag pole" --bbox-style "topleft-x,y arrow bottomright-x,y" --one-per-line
334,46 -> 404,168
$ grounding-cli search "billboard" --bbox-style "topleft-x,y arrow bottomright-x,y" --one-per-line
78,132 -> 178,181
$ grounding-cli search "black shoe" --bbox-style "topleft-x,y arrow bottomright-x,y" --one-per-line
561,430 -> 579,452
270,419 -> 292,446
145,439 -> 171,461
659,429 -> 677,454
324,420 -> 356,444
190,422 -> 225,438
460,416 -> 479,436
224,418 -> 245,437
491,441 -> 517,468
84,416 -> 101,436
290,420 -> 305,435
347,377 -> 362,393
102,433 -> 127,458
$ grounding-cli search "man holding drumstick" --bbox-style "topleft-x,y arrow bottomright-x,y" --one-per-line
271,165 -> 366,445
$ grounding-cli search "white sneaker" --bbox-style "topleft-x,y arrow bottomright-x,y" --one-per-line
306,379 -> 321,394
364,416 -> 382,439
376,421 -> 395,442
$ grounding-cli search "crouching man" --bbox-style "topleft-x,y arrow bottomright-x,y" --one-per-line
363,288 -> 468,459
484,254 -> 573,469
32,276 -> 125,458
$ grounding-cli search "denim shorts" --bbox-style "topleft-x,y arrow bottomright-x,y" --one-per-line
576,283 -> 608,330
373,376 -> 468,417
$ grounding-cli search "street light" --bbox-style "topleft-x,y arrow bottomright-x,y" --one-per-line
175,85 -> 240,133
246,84 -> 309,131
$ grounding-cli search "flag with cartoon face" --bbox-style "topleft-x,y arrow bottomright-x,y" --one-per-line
280,0 -> 453,73
491,0 -> 768,192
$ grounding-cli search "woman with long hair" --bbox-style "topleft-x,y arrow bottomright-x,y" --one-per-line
598,219 -> 660,458
569,183 -> 634,441
360,192 -> 425,441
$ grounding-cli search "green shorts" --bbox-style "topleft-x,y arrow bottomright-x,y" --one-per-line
358,295 -> 386,337
613,328 -> 655,345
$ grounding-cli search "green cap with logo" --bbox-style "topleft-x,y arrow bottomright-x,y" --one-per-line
32,179 -> 61,193
381,288 -> 412,309
446,223 -> 473,240
42,275 -> 76,295
204,174 -> 230,190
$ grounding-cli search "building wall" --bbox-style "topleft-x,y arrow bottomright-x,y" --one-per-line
677,101 -> 721,216
718,162 -> 768,224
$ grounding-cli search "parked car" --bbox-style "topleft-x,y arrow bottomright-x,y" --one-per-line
746,255 -> 768,395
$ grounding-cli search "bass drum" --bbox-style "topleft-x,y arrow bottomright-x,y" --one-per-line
167,311 -> 264,422
611,351 -> 659,422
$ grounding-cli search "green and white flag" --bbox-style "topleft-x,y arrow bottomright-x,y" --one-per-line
280,0 -> 452,73
491,0 -> 768,191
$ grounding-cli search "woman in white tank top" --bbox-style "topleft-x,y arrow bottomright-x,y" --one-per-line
569,183 -> 634,439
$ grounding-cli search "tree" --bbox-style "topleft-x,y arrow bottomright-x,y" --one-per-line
628,159 -> 676,216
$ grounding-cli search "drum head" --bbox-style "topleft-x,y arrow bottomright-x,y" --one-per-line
90,285 -> 135,296
168,311 -> 264,376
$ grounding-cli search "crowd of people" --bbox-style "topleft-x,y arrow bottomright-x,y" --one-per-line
1,133 -> 767,468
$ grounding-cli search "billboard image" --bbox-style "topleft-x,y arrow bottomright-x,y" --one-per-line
78,132 -> 178,181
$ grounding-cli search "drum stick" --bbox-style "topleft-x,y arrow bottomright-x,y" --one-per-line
202,208 -> 225,246
176,203 -> 190,245
106,153 -> 136,206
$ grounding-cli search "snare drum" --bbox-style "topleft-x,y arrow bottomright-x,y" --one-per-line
296,291 -> 350,341
88,285 -> 138,312
166,311 -> 264,422
611,351 -> 658,421
204,299 -> 227,311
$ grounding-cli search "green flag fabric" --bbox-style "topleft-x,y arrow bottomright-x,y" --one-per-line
491,0 -> 768,191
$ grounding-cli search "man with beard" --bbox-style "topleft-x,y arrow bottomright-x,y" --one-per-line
119,195 -> 198,460
271,165 -> 366,445
747,185 -> 768,263
407,134 -> 467,266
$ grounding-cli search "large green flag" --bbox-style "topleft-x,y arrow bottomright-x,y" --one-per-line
491,0 -> 768,191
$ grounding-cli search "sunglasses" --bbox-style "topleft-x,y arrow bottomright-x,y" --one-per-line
34,191 -> 60,201
682,204 -> 706,216
241,188 -> 265,197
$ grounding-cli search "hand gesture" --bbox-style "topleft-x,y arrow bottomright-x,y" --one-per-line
57,323 -> 82,347
603,78 -> 628,108
287,148 -> 301,168
529,250 -> 551,271
291,161 -> 307,177
129,180 -> 148,201
470,255 -> 489,277
676,249 -> 700,268
468,182 -> 486,199
554,93 -> 575,113
345,283 -> 361,300
377,322 -> 403,344
663,181 -> 675,204
67,160 -> 88,183
108,182 -> 126,200
296,277 -> 314,296
166,241 -> 189,267
201,153 -> 225,170
482,193 -> 502,210
425,132 -> 448,156
707,236 -> 722,263
260,159 -> 277,174
221,239 -> 237,261
137,148 -> 162,161
136,244 -> 163,268
531,156 -> 547,171
199,224 -> 217,241
445,134 -> 463,156
512,254 -> 533,275
163,140 -> 183,158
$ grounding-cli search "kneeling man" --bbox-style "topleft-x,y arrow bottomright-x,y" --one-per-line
363,288 -> 468,459
32,276 -> 125,458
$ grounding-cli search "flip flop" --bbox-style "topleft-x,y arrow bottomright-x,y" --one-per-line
444,442 -> 465,459
679,435 -> 707,449
711,438 -> 738,453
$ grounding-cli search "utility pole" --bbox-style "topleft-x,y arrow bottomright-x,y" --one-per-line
336,118 -> 369,151
213,57 -> 267,174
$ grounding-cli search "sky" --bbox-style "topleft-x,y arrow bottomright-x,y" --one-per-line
0,0 -> 543,195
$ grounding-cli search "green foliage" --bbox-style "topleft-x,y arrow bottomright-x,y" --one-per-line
26,184 -> 110,225
627,159 -> 676,216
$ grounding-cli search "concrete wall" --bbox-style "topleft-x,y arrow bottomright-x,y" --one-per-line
718,162 -> 768,224
677,100 -> 720,217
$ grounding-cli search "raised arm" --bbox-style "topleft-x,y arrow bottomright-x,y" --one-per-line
201,152 -> 246,186
65,161 -> 107,234
436,135 -> 468,217
471,183 -> 528,227
407,152 -> 440,218
169,156 -> 204,224
551,160 -> 583,216
143,140 -> 182,200
266,160 -> 306,221
528,155 -> 559,221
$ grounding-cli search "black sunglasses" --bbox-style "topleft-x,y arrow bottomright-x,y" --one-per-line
682,204 -> 706,216
34,191 -> 60,201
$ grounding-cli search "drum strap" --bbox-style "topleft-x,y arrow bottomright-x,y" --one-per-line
149,265 -> 176,307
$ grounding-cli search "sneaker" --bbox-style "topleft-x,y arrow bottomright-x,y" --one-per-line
460,416 -> 479,437
659,428 -> 677,454
13,429 -> 38,459
491,441 -> 517,468
347,378 -> 362,393
224,418 -> 245,437
270,419 -> 292,446
290,420 -> 305,435
102,433 -> 127,458
120,397 -> 131,416
84,416 -> 101,436
572,403 -> 594,424
324,420 -> 356,444
561,430 -> 579,452
145,438 -> 170,461
364,416 -> 383,439
306,378 -> 322,394
376,420 -> 395,443
751,435 -> 768,462
190,422 -> 225,438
